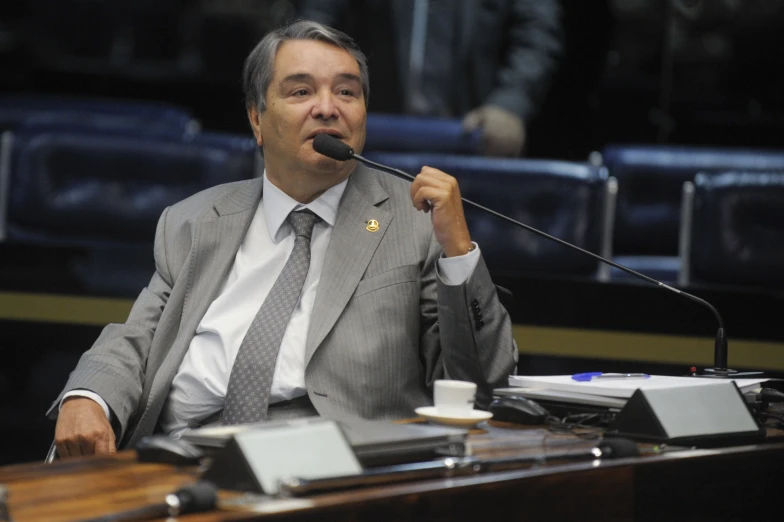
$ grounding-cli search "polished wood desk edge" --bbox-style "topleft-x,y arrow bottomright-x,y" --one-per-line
286,439 -> 784,501
0,451 -> 139,483
4,441 -> 784,521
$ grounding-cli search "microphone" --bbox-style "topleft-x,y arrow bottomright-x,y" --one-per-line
312,133 -> 760,378
80,481 -> 217,522
278,437 -> 639,497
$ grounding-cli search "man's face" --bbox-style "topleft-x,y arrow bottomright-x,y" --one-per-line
249,39 -> 367,199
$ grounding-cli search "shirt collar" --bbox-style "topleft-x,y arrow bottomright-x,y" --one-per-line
263,171 -> 347,243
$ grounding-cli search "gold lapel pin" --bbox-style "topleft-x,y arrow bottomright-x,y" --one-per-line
366,219 -> 380,232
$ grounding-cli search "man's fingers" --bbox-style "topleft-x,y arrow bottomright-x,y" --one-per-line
412,186 -> 441,212
480,109 -> 524,157
79,437 -> 96,457
54,398 -> 116,459
94,428 -> 116,455
108,430 -> 117,454
462,108 -> 485,133
65,440 -> 83,458
411,168 -> 453,196
94,434 -> 110,455
56,440 -> 71,459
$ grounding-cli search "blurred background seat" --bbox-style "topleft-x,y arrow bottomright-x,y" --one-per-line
0,128 -> 258,295
364,151 -> 612,279
364,114 -> 481,155
680,171 -> 784,290
0,94 -> 198,135
602,144 -> 784,256
601,144 -> 784,284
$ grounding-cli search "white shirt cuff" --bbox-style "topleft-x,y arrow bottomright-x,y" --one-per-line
62,390 -> 112,421
437,242 -> 481,286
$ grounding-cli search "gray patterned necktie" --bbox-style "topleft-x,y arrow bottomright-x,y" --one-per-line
222,209 -> 321,425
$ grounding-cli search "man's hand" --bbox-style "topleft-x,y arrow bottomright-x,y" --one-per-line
462,105 -> 526,157
410,167 -> 472,257
55,397 -> 116,458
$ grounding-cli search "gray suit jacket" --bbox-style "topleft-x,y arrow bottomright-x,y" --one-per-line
49,163 -> 517,448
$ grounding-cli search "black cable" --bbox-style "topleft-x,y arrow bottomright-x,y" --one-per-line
546,414 -> 606,439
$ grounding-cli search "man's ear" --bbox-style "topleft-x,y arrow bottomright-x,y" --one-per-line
247,106 -> 263,146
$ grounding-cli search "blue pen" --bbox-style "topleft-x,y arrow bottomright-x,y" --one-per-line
571,372 -> 650,382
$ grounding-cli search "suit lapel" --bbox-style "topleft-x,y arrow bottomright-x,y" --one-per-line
179,182 -> 262,325
305,165 -> 392,367
132,179 -> 262,442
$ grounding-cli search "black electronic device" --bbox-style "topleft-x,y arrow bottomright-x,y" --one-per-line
135,435 -> 204,466
312,133 -> 761,378
489,396 -> 550,425
183,417 -> 467,468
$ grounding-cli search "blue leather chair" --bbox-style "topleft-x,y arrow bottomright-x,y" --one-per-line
602,144 -> 784,256
681,171 -> 784,289
0,94 -> 197,136
364,152 -> 611,278
3,129 -> 256,246
0,129 -> 258,294
364,114 -> 482,155
602,144 -> 784,284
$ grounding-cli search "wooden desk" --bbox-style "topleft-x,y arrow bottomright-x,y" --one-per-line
3,423 -> 784,522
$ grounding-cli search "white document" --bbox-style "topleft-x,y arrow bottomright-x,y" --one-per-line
507,375 -> 770,399
494,387 -> 628,409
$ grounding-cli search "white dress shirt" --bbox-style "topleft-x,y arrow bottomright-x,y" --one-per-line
65,173 -> 481,439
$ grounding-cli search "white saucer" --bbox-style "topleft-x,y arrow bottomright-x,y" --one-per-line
415,406 -> 493,428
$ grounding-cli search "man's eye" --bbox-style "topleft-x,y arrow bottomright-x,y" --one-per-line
339,89 -> 355,96
293,89 -> 309,96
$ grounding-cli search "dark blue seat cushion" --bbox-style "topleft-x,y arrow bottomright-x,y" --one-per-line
364,152 -> 607,276
691,171 -> 784,288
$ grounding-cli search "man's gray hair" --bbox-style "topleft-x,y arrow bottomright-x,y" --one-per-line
243,20 -> 370,112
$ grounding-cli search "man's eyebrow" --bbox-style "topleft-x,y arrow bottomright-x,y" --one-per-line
279,72 -> 361,85
280,73 -> 314,84
336,73 -> 361,84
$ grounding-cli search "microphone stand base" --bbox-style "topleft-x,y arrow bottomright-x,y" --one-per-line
693,368 -> 765,378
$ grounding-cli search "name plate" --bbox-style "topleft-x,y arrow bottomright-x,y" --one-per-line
608,381 -> 764,447
203,419 -> 362,494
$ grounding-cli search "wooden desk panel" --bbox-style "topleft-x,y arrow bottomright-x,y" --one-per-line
3,430 -> 784,522
0,453 -> 198,522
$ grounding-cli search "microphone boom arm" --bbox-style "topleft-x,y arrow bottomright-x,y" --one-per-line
312,133 -> 745,375
352,152 -> 732,374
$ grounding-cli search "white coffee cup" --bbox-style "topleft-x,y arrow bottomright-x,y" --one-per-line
433,380 -> 477,417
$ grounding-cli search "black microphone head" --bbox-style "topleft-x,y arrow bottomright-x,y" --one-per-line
175,481 -> 218,513
597,438 -> 640,459
313,133 -> 354,161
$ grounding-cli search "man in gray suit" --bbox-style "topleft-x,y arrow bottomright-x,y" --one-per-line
51,20 -> 517,458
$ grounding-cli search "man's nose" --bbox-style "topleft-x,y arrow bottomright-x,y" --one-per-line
311,91 -> 338,120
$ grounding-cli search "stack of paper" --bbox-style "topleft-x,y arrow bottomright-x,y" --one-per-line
507,375 -> 769,400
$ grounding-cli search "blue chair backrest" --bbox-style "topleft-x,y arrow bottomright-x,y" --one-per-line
364,152 -> 608,276
602,144 -> 784,256
0,94 -> 196,136
364,114 -> 481,155
6,130 -> 256,246
691,171 -> 784,288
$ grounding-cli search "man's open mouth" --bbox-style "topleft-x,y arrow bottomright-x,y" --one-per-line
307,129 -> 345,140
